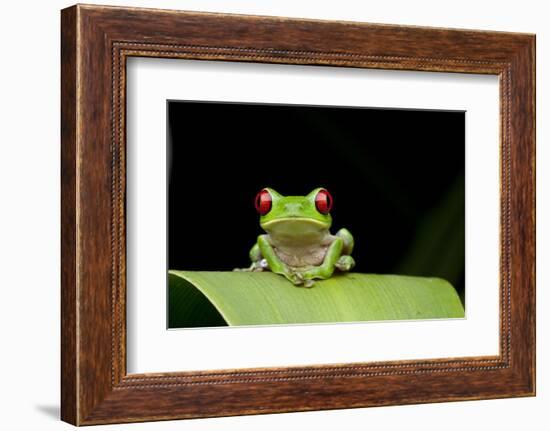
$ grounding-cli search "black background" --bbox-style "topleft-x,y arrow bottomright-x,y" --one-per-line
168,101 -> 465,303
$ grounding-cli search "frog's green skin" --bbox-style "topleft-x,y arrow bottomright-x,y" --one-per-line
236,188 -> 355,287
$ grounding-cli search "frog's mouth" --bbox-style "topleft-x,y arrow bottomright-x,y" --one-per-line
261,217 -> 330,237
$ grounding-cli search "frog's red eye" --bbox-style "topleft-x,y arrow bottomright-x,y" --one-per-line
315,189 -> 333,215
255,189 -> 272,215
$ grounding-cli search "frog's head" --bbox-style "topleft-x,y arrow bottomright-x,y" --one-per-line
255,188 -> 333,238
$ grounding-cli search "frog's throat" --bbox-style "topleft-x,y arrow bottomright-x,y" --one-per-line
261,217 -> 330,237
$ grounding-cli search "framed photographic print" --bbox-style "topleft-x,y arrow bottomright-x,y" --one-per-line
61,4 -> 535,425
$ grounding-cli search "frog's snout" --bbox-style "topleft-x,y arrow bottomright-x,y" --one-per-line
284,202 -> 304,216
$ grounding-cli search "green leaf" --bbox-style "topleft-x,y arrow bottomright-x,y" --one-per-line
168,271 -> 464,328
396,176 -> 465,296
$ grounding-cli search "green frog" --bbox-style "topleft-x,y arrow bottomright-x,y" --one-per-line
236,188 -> 355,287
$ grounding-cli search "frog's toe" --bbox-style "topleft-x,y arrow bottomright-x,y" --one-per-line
235,259 -> 268,272
286,271 -> 304,286
259,258 -> 269,269
335,255 -> 355,272
303,279 -> 315,288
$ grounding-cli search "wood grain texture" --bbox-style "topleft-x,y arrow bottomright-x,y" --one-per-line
60,4 -> 535,425
60,6 -> 78,425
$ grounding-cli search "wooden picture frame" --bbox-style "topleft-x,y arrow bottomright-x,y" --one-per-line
61,4 -> 535,425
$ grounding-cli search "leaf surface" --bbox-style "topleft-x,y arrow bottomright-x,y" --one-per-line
169,271 -> 464,328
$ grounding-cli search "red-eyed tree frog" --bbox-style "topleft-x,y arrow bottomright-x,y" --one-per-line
235,188 -> 355,287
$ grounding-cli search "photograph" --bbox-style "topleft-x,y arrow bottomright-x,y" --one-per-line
167,101 -> 466,328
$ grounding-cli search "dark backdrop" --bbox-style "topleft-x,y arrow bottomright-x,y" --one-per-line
167,101 -> 465,303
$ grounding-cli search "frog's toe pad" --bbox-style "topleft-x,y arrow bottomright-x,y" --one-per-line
335,255 -> 355,272
234,259 -> 268,272
303,279 -> 315,288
